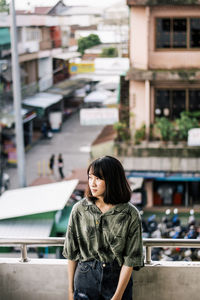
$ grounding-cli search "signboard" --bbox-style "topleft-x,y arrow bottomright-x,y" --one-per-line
80,108 -> 119,126
69,62 -> 95,74
188,128 -> 200,146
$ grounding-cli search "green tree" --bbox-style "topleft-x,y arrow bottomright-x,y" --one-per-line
78,34 -> 101,55
0,0 -> 9,12
100,47 -> 118,57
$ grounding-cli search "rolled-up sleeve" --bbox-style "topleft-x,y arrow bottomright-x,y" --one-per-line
123,215 -> 144,269
62,208 -> 80,261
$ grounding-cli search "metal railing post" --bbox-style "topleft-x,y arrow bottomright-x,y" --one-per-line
145,246 -> 152,264
19,244 -> 30,263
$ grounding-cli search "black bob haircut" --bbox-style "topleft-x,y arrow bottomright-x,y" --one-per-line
85,156 -> 131,205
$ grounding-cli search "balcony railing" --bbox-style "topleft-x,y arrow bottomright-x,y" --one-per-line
1,237 -> 200,264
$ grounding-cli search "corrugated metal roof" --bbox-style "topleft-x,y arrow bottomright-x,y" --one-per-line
0,219 -> 54,238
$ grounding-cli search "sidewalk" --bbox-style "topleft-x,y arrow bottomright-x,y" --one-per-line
6,111 -> 104,190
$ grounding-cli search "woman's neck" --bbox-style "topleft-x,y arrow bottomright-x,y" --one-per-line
95,198 -> 114,213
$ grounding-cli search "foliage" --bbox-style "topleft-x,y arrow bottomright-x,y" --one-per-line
155,117 -> 174,142
181,110 -> 200,119
0,0 -> 8,12
77,34 -> 101,55
134,124 -> 146,144
149,123 -> 154,141
113,122 -> 130,142
100,47 -> 118,57
176,111 -> 199,141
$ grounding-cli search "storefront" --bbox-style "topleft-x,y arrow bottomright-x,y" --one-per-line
0,108 -> 36,165
127,171 -> 200,208
22,92 -> 63,132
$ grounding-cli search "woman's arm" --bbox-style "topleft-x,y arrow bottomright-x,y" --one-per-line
68,259 -> 78,300
111,265 -> 133,300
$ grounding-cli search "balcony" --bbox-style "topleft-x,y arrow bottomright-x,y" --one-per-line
1,238 -> 200,300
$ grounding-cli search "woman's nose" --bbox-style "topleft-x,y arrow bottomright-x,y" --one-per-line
91,178 -> 96,186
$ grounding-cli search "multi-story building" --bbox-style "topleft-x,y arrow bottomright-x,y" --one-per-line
0,3 -> 73,165
123,0 -> 200,208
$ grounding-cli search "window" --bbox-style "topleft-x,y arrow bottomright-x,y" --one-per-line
26,27 -> 41,42
17,27 -> 22,42
189,90 -> 200,112
171,90 -> 186,119
190,18 -> 200,48
155,90 -> 170,117
155,89 -> 200,119
156,17 -> 200,49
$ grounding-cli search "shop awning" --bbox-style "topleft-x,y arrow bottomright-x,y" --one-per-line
0,28 -> 10,48
22,92 -> 63,109
0,108 -> 36,128
0,180 -> 78,220
126,171 -> 200,181
53,52 -> 81,60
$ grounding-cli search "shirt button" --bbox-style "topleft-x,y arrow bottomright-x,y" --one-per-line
102,263 -> 106,267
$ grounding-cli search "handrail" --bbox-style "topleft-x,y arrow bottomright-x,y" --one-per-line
1,237 -> 200,263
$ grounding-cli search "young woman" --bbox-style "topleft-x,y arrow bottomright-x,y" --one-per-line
63,156 -> 144,300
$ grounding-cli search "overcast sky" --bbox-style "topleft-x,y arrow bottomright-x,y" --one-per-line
13,0 -> 124,9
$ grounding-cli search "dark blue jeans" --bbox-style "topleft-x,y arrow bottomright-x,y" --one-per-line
74,260 -> 133,300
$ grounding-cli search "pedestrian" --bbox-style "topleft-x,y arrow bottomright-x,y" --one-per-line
63,155 -> 144,300
49,154 -> 55,175
58,153 -> 65,179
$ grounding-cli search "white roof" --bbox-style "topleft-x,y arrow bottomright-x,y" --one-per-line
0,219 -> 54,238
128,177 -> 144,191
95,58 -> 129,72
53,52 -> 81,60
23,93 -> 63,109
0,108 -> 29,128
0,180 -> 78,220
96,77 -> 119,91
84,90 -> 113,103
60,6 -> 103,16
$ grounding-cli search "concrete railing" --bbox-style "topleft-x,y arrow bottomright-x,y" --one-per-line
1,238 -> 200,300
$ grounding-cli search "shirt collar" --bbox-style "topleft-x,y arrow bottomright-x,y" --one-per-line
82,198 -> 128,215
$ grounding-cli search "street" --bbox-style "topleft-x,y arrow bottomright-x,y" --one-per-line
6,111 -> 104,189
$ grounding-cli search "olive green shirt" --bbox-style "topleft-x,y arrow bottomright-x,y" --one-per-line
63,198 -> 144,268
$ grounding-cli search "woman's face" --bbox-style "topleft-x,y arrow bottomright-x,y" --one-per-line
88,170 -> 106,200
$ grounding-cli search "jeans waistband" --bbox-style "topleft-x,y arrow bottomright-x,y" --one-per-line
79,259 -> 120,269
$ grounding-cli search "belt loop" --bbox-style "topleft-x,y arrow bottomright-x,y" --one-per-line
93,260 -> 97,269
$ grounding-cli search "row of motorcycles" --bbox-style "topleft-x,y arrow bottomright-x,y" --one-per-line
140,208 -> 200,262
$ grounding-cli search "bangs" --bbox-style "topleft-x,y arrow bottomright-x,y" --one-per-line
87,161 -> 104,180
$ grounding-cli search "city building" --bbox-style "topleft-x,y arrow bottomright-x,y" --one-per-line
124,0 -> 200,208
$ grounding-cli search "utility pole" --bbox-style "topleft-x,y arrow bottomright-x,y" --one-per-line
10,0 -> 26,187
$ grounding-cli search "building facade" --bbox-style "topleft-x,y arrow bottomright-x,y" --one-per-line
125,0 -> 200,208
